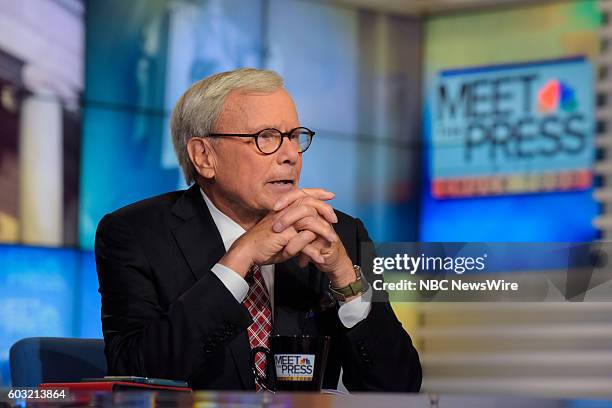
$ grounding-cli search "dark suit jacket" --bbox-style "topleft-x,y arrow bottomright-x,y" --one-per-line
95,184 -> 421,391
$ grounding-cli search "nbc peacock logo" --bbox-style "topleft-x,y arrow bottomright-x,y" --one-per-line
537,79 -> 577,114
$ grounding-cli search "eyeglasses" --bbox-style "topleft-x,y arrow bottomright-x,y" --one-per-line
208,127 -> 315,155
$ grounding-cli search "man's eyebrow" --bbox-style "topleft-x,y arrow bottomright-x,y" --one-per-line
243,124 -> 280,133
245,124 -> 300,133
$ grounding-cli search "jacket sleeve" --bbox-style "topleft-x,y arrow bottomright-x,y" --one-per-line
339,218 -> 422,392
95,212 -> 252,382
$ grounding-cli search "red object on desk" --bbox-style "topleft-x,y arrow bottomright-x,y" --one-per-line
39,381 -> 192,392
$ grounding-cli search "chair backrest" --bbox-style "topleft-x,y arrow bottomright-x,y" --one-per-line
9,337 -> 106,387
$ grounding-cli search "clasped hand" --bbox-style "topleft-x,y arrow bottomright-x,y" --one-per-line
220,188 -> 355,288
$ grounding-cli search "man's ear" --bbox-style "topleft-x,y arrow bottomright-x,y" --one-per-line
187,137 -> 217,180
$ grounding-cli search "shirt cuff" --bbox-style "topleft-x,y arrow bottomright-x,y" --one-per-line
337,286 -> 372,329
211,263 -> 249,303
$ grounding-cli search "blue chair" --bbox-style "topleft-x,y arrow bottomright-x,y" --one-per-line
9,337 -> 106,387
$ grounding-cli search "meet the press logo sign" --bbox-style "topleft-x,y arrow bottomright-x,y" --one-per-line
431,57 -> 594,199
274,354 -> 315,382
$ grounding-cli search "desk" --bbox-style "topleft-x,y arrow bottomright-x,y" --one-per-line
1,390 -> 609,408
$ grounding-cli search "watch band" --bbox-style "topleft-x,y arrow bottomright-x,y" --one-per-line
328,265 -> 366,301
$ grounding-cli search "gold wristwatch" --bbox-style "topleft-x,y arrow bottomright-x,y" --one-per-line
328,265 -> 367,301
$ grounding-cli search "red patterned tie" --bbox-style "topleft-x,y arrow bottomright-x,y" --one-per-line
243,265 -> 272,389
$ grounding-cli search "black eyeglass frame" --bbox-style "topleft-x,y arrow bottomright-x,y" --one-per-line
207,126 -> 315,155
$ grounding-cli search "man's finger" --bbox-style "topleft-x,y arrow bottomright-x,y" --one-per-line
274,210 -> 337,244
309,220 -> 338,245
302,188 -> 335,200
273,205 -> 318,233
293,217 -> 337,244
274,196 -> 337,226
297,253 -> 310,268
301,244 -> 325,264
282,230 -> 317,258
274,191 -> 338,224
273,225 -> 299,247
273,188 -> 335,211
298,196 -> 338,224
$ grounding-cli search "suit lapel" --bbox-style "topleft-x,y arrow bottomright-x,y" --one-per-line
170,185 -> 253,388
170,185 -> 225,281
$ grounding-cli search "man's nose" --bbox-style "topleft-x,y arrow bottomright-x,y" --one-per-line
275,135 -> 300,164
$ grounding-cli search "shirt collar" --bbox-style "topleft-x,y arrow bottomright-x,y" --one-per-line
200,189 -> 246,251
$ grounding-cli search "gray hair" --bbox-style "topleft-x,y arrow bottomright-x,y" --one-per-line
171,67 -> 284,184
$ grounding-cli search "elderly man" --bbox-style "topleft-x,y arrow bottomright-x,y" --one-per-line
95,68 -> 421,391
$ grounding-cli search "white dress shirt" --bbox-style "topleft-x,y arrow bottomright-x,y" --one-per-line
202,190 -> 371,328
